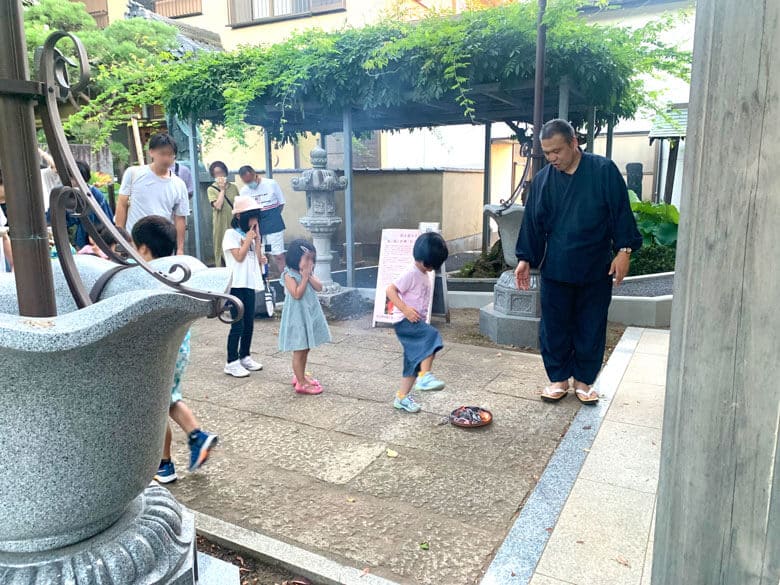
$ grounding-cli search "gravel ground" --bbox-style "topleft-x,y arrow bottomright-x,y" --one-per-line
615,274 -> 674,297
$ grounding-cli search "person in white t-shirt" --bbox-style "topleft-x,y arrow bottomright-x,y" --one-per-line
222,195 -> 268,378
115,133 -> 190,255
238,165 -> 286,273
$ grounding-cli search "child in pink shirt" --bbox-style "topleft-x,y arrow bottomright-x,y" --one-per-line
385,232 -> 449,413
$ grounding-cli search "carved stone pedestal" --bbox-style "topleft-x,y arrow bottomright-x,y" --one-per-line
479,270 -> 541,349
0,485 -> 195,584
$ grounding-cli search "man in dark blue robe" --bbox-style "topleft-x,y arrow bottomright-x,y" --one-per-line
515,119 -> 642,404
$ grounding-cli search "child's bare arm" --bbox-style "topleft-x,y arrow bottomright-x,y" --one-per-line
285,272 -> 310,299
386,283 -> 421,323
308,273 -> 323,292
230,231 -> 256,262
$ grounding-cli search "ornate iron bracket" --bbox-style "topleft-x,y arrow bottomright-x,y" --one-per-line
31,31 -> 241,323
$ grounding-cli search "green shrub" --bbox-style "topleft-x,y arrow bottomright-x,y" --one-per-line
629,244 -> 676,276
457,240 -> 507,278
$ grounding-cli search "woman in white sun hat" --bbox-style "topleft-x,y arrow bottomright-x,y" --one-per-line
222,195 -> 269,378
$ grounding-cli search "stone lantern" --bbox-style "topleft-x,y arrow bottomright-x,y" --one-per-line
292,146 -> 347,293
292,146 -> 365,319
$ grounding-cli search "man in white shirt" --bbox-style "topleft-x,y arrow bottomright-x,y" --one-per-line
115,133 -> 190,255
238,165 -> 287,273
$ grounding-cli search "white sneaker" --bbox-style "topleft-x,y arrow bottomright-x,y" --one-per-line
240,356 -> 263,372
224,360 -> 250,378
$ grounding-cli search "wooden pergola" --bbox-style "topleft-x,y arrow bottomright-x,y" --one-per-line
193,76 -> 603,285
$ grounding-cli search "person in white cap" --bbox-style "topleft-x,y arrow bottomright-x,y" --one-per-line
222,195 -> 268,377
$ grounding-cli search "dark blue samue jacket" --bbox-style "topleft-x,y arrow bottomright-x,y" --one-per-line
516,152 -> 643,285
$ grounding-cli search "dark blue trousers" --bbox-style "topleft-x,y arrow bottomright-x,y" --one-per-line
539,276 -> 613,385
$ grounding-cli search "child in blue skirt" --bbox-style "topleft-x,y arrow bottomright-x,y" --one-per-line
279,239 -> 332,395
386,232 -> 449,413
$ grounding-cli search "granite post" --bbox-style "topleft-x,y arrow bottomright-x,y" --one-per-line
652,1 -> 780,583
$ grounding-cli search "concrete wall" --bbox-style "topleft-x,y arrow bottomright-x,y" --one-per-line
593,133 -> 659,200
199,125 -> 321,176
441,170 -> 484,246
348,170 -> 443,245
196,168 -> 483,264
490,141 -> 514,206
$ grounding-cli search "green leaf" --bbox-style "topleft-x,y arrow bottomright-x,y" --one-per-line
653,222 -> 678,247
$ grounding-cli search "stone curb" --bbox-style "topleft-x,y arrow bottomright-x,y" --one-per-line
193,511 -> 402,585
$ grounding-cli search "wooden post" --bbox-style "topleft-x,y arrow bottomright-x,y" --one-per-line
482,123 -> 492,254
131,115 -> 145,165
652,1 -> 780,583
343,108 -> 354,289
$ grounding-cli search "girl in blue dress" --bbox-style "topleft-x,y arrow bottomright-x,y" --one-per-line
278,239 -> 331,395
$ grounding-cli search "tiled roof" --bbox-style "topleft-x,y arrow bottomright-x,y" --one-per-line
649,107 -> 687,140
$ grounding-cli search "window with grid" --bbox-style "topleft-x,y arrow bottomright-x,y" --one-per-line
228,0 -> 345,26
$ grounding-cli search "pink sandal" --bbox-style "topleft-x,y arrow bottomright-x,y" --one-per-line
294,381 -> 323,395
292,374 -> 321,388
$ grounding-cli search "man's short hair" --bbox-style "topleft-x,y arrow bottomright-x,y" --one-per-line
238,165 -> 256,178
76,160 -> 91,183
540,119 -> 576,144
131,215 -> 176,259
148,133 -> 177,153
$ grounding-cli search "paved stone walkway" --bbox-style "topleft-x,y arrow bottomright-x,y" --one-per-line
167,314 -> 580,584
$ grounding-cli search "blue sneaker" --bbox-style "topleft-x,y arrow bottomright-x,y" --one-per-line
394,394 -> 422,413
154,460 -> 177,484
414,372 -> 446,392
188,430 -> 218,472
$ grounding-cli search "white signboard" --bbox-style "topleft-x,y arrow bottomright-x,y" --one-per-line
372,228 -> 435,326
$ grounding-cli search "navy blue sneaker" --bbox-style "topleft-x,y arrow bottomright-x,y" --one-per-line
154,460 -> 177,484
188,430 -> 218,472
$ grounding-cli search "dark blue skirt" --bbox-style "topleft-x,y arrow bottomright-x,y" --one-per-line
394,319 -> 444,377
